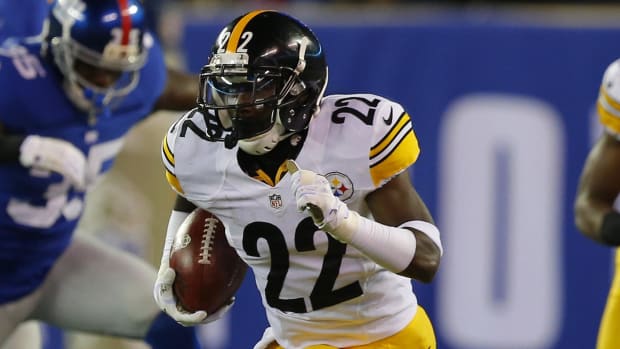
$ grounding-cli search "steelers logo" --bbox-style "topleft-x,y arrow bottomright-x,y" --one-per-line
325,172 -> 354,202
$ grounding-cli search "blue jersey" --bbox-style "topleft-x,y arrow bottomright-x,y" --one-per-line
0,35 -> 166,302
0,0 -> 49,40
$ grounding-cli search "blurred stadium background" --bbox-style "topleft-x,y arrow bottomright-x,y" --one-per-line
3,0 -> 620,348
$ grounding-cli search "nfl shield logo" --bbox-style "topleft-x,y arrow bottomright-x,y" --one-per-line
269,194 -> 283,209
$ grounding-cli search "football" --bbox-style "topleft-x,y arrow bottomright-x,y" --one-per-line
169,208 -> 247,314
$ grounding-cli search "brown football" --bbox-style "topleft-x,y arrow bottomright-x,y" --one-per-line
170,208 -> 247,314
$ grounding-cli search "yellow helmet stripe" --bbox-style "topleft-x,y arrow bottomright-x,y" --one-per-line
226,10 -> 270,52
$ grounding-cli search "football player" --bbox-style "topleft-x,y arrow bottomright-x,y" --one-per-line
0,0 -> 205,348
154,10 -> 443,348
575,59 -> 620,349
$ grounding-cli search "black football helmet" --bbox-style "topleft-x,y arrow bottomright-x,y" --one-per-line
198,10 -> 328,154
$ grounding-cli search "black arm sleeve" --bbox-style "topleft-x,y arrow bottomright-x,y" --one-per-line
0,134 -> 25,163
173,194 -> 197,213
600,211 -> 620,246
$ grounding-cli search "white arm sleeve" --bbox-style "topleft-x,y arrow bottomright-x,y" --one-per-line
334,214 -> 442,274
158,210 -> 190,270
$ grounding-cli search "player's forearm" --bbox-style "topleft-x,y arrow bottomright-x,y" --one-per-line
329,212 -> 442,281
159,196 -> 196,267
159,209 -> 190,269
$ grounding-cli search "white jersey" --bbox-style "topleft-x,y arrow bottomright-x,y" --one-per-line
598,59 -> 620,135
162,93 -> 422,348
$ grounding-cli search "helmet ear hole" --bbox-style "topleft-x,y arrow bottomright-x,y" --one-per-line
280,101 -> 314,132
289,82 -> 306,96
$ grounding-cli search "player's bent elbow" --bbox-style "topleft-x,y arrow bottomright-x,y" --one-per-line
402,248 -> 441,282
409,264 -> 439,284
573,195 -> 599,240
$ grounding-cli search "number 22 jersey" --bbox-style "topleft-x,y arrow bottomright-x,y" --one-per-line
163,94 -> 423,348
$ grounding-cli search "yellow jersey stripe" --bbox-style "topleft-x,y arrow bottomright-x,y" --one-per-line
275,162 -> 288,184
598,103 -> 620,134
162,136 -> 174,167
226,10 -> 269,52
165,170 -> 184,194
601,86 -> 620,113
254,169 -> 275,187
370,112 -> 410,159
370,130 -> 420,187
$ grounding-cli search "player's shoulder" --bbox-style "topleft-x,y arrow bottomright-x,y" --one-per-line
597,59 -> 620,134
600,58 -> 620,101
164,107 -> 217,144
162,109 -> 200,195
162,108 -> 226,196
320,93 -> 405,123
164,108 -> 204,158
316,93 -> 419,188
162,108 -> 221,172
319,92 -> 412,141
601,59 -> 620,84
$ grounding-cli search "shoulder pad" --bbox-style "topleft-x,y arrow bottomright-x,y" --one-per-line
597,60 -> 620,134
368,95 -> 419,187
161,109 -> 204,194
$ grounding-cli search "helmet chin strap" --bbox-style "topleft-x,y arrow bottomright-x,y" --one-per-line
238,121 -> 291,155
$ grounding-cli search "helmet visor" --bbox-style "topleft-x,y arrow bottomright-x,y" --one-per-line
200,71 -> 282,140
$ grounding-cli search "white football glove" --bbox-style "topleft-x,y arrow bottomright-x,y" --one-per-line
19,135 -> 87,190
288,160 -> 355,242
153,267 -> 235,326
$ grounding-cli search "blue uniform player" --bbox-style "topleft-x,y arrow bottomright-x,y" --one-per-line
0,0 -> 209,347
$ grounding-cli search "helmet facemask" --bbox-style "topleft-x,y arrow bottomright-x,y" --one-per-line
198,52 -> 312,154
51,35 -> 146,117
45,0 -> 148,120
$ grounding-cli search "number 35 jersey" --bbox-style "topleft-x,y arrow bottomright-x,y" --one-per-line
163,94 -> 422,348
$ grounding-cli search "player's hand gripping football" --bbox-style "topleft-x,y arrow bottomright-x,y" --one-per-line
287,160 -> 356,242
19,135 -> 87,190
153,266 -> 234,326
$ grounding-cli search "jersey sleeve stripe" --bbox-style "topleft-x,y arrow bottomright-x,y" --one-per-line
600,86 -> 620,113
165,170 -> 184,194
370,112 -> 410,159
369,129 -> 419,187
598,103 -> 620,134
162,135 -> 175,168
